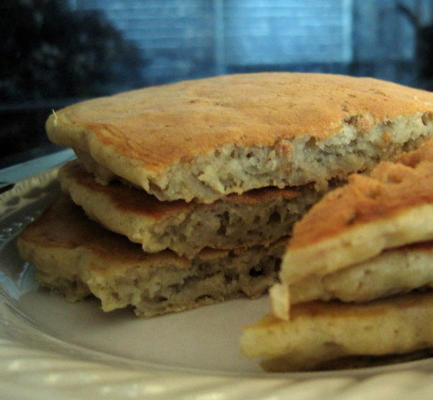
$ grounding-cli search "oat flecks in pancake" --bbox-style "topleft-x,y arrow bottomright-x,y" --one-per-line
278,138 -> 433,287
240,291 -> 433,372
46,73 -> 433,202
17,197 -> 285,318
58,160 -> 318,257
290,242 -> 433,305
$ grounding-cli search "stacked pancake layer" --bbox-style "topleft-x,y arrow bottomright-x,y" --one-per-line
16,73 -> 433,323
17,197 -> 286,317
57,161 -> 319,258
241,137 -> 433,371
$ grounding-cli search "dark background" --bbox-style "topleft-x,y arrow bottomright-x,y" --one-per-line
2,0 -> 433,168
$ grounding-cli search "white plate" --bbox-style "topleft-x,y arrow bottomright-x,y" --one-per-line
2,169 -> 433,399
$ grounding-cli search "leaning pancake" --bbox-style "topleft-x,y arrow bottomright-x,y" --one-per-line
240,291 -> 433,372
271,137 -> 433,318
59,161 -> 319,257
290,242 -> 433,305
17,197 -> 285,317
46,72 -> 433,203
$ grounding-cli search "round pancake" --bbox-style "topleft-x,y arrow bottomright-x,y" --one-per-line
58,161 -> 318,257
290,242 -> 433,305
241,291 -> 433,372
17,197 -> 285,317
46,73 -> 433,203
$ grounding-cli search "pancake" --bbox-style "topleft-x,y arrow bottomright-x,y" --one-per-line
240,291 -> 433,372
270,137 -> 433,318
290,242 -> 433,305
46,73 -> 433,203
16,197 -> 285,317
58,161 -> 319,257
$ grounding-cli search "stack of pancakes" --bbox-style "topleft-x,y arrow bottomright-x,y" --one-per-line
241,137 -> 433,371
17,72 -> 433,319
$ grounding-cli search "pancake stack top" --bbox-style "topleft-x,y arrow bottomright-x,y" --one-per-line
17,72 -> 433,321
46,72 -> 433,202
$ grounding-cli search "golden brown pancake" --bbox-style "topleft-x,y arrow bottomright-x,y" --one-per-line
290,242 -> 433,305
59,160 -> 320,257
271,137 -> 433,318
17,197 -> 285,317
241,291 -> 433,372
46,73 -> 433,203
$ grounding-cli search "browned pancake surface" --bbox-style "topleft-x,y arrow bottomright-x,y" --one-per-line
290,137 -> 433,249
47,73 -> 433,172
61,160 -> 299,221
58,161 -> 307,256
241,291 -> 433,371
18,196 -> 178,268
17,197 -> 286,316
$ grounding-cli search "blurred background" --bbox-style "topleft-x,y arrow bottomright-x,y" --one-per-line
1,0 -> 433,169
